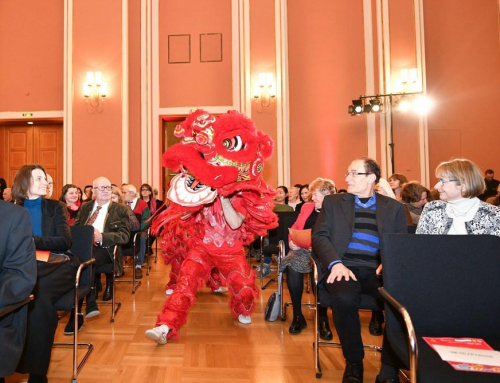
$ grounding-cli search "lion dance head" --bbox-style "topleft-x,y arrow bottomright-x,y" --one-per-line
164,109 -> 274,207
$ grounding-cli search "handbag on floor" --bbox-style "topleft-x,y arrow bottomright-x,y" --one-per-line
264,269 -> 283,322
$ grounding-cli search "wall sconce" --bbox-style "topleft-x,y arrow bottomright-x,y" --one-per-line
395,68 -> 419,93
84,71 -> 107,113
253,73 -> 276,112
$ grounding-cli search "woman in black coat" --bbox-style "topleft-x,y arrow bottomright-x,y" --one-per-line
12,164 -> 78,383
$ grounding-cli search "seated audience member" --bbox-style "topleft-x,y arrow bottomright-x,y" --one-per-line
377,158 -> 500,382
122,184 -> 151,279
83,185 -> 93,201
281,177 -> 336,339
12,164 -> 78,383
294,184 -> 311,213
479,168 -> 500,201
375,178 -> 396,199
45,174 -> 54,199
429,188 -> 440,201
313,157 -> 406,383
287,184 -> 302,210
3,187 -> 14,203
60,184 -> 81,226
0,201 -> 37,382
74,177 -> 130,317
388,173 -> 408,200
109,186 -> 140,279
400,181 -> 429,225
0,178 -> 7,200
486,183 -> 500,206
337,189 -> 348,194
273,185 -> 294,212
76,187 -> 84,204
140,183 -> 165,255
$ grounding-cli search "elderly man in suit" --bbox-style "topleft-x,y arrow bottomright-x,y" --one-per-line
313,157 -> 407,383
0,201 -> 37,383
74,177 -> 130,317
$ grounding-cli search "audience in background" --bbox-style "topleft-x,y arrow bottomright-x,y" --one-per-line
12,164 -> 78,383
83,185 -> 93,201
122,184 -> 151,279
479,168 -> 500,201
140,183 -> 164,216
388,173 -> 408,200
60,184 -> 81,226
400,181 -> 430,225
375,178 -> 396,199
45,174 -> 54,199
287,184 -> 302,210
273,185 -> 293,212
0,178 -> 7,200
3,187 -> 14,203
76,187 -> 84,204
282,177 -> 336,339
294,183 -> 310,213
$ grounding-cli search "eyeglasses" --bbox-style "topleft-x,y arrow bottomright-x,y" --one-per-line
437,179 -> 457,186
345,171 -> 371,177
93,186 -> 112,191
141,189 -> 149,192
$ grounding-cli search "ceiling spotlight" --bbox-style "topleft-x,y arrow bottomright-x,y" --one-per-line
348,99 -> 363,116
370,99 -> 382,113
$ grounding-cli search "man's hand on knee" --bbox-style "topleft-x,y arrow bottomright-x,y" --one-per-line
327,263 -> 357,283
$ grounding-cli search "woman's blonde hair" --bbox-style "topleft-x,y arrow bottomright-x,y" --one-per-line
309,177 -> 336,195
435,158 -> 485,198
111,186 -> 123,204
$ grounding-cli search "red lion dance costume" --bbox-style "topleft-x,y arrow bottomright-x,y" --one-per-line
145,109 -> 277,344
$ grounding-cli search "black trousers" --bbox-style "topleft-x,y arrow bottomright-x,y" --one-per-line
17,256 -> 78,376
86,246 -> 113,309
324,266 -> 382,363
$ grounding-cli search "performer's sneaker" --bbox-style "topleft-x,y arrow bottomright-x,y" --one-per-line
145,324 -> 169,345
213,287 -> 228,293
238,314 -> 252,324
165,289 -> 174,296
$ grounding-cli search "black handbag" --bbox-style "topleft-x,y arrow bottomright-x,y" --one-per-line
264,270 -> 283,322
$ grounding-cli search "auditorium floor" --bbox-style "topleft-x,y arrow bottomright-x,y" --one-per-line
8,253 -> 384,383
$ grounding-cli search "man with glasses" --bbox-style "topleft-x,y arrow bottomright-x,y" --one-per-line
74,177 -> 130,319
313,157 -> 407,383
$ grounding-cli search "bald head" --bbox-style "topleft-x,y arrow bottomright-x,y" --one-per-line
3,187 -> 13,202
93,176 -> 112,205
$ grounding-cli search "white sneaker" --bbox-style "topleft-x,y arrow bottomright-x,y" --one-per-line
213,287 -> 228,293
238,314 -> 252,324
145,324 -> 169,345
165,289 -> 174,296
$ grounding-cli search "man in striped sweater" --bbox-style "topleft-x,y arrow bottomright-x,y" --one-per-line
313,157 -> 407,383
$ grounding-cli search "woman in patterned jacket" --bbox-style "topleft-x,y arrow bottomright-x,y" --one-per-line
416,158 -> 500,236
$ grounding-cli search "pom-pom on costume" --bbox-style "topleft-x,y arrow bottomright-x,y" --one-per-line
150,109 -> 278,340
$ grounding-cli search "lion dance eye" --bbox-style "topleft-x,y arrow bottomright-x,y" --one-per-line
222,136 -> 245,151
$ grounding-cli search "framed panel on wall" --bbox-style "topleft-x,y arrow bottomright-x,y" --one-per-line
168,34 -> 191,64
200,33 -> 222,62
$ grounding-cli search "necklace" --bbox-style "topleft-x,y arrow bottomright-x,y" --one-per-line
447,199 -> 478,218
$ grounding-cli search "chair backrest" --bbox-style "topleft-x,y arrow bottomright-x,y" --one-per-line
382,233 -> 500,338
268,211 -> 299,253
69,225 -> 94,289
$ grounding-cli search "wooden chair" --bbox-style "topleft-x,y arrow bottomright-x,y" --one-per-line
380,233 -> 500,383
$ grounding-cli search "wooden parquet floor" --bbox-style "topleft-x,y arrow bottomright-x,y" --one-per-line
7,252 -> 383,383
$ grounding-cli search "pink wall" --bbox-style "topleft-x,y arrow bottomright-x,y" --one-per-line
128,0 -> 142,187
250,0 -> 278,187
0,0 -> 63,112
159,0 -> 233,108
389,0 -> 421,181
424,0 -> 500,178
72,0 -> 123,188
287,0 -> 367,190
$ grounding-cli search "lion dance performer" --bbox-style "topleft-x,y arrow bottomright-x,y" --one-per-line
145,109 -> 278,344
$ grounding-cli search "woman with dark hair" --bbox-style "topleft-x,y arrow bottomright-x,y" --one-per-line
274,185 -> 293,212
294,184 -> 310,213
59,184 -> 81,226
0,177 -> 7,200
12,164 -> 79,383
76,186 -> 84,204
140,183 -> 164,216
388,173 -> 408,200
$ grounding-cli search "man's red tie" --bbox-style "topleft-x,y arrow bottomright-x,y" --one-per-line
86,205 -> 102,226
